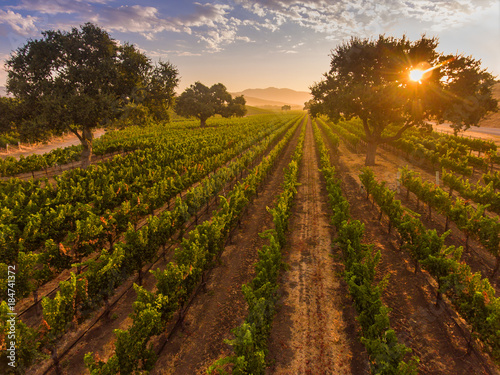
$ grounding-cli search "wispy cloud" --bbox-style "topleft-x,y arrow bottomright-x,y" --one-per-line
93,5 -> 185,35
99,3 -> 254,52
143,48 -> 202,58
0,0 -> 496,67
11,0 -> 108,15
236,0 -> 497,37
3,1 -> 249,52
0,9 -> 38,36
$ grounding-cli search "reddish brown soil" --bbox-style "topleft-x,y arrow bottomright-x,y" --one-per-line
148,117 -> 306,375
20,116 -> 500,375
352,141 -> 500,293
266,118 -> 370,375
332,138 -> 500,375
0,130 -> 105,159
35,118 -> 303,375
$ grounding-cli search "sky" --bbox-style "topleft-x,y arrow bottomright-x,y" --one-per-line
0,0 -> 499,93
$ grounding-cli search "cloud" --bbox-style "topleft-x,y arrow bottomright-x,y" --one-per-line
236,36 -> 252,43
177,2 -> 231,28
143,48 -> 202,58
235,0 -> 498,37
94,5 -> 185,35
177,51 -> 203,57
5,1 -> 246,52
11,0 -> 107,15
0,9 -> 38,36
94,3 -> 230,36
61,2 -> 243,52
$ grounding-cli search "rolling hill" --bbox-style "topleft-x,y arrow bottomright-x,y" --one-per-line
478,82 -> 500,128
231,87 -> 311,109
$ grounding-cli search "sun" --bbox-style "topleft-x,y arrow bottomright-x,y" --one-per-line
408,57 -> 456,83
409,69 -> 425,82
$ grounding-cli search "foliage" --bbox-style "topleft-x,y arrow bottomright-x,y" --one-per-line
6,22 -> 178,165
310,35 -> 498,165
0,301 -> 45,371
314,122 -> 419,373
0,97 -> 20,134
363,167 -> 500,360
41,272 -> 87,341
175,82 -> 246,126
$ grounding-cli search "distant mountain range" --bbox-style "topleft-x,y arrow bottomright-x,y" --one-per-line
1,85 -> 311,108
231,87 -> 311,109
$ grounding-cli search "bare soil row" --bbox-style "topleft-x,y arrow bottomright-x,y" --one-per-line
42,117 -> 305,375
329,130 -> 500,374
266,117 -> 370,374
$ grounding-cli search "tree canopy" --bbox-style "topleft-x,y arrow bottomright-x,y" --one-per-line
0,97 -> 19,134
309,35 -> 498,165
174,82 -> 246,126
6,22 -> 179,165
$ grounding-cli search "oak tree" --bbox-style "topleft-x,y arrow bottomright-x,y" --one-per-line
6,23 -> 178,166
310,35 -> 498,165
174,82 -> 246,127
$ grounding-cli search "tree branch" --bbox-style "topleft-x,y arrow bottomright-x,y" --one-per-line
67,126 -> 83,144
379,122 -> 414,144
361,117 -> 373,138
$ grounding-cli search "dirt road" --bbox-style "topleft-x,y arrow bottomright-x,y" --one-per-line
0,129 -> 105,159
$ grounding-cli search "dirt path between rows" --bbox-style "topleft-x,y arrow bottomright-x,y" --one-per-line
266,117 -> 370,375
333,139 -> 500,375
37,120 -> 301,375
149,117 -> 306,374
17,121 -> 293,329
345,139 -> 500,292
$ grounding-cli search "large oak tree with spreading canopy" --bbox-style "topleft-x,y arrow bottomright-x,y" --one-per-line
174,82 -> 246,127
6,22 -> 179,166
309,35 -> 498,165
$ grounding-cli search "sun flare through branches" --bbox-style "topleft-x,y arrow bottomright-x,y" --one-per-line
409,57 -> 456,83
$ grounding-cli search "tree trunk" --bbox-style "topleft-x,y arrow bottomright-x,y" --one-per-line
365,141 -> 377,166
200,117 -> 207,127
80,127 -> 93,168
